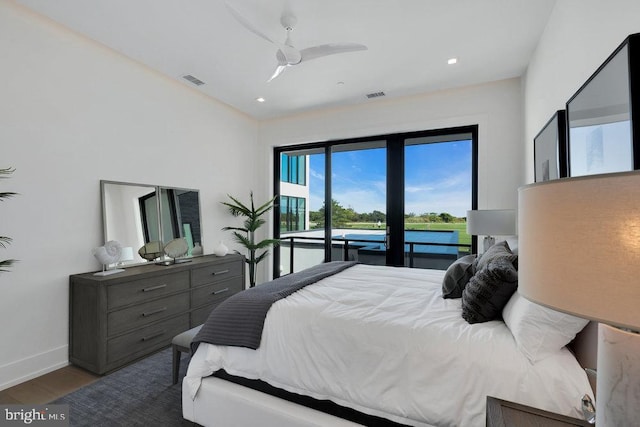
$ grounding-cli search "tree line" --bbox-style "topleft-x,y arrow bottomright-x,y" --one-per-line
309,199 -> 464,227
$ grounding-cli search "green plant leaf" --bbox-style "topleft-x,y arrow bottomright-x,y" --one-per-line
254,238 -> 280,249
231,231 -> 251,248
1,167 -> 15,273
0,236 -> 12,249
0,167 -> 15,177
0,259 -> 16,272
222,226 -> 249,233
254,195 -> 278,217
255,251 -> 270,265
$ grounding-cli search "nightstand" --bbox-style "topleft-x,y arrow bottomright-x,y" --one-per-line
486,396 -> 591,427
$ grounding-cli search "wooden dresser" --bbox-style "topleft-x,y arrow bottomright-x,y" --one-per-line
69,254 -> 245,374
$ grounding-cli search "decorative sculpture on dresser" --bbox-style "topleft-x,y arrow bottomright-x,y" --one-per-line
92,240 -> 125,276
138,241 -> 164,261
164,238 -> 189,264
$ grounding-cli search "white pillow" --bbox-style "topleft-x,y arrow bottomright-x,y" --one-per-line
502,292 -> 589,363
505,236 -> 518,255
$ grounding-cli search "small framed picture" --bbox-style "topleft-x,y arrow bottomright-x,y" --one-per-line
534,110 -> 567,182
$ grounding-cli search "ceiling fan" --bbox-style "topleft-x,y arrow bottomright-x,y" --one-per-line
224,1 -> 368,82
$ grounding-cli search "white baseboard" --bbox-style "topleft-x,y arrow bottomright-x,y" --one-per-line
0,345 -> 69,391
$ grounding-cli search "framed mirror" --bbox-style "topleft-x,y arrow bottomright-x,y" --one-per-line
566,34 -> 638,177
534,110 -> 567,182
101,180 -> 203,266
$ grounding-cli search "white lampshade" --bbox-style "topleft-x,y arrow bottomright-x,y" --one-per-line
519,171 -> 640,427
119,247 -> 134,262
466,209 -> 516,236
518,171 -> 640,331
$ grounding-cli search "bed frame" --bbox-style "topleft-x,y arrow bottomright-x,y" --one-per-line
182,375 -> 364,427
183,322 -> 598,426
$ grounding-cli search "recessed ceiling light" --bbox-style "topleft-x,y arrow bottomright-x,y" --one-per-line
447,58 -> 458,65
256,97 -> 266,103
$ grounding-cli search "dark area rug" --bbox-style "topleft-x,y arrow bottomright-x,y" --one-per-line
54,348 -> 192,426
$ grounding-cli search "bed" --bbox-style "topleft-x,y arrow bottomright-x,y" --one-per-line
182,245 -> 594,426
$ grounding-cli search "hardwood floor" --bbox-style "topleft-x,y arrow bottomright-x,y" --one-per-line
0,365 -> 99,404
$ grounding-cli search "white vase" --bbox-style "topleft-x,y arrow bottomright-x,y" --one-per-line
192,242 -> 203,256
214,240 -> 228,257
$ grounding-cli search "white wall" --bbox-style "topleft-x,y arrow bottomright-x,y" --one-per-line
0,1 -> 260,390
523,0 -> 640,182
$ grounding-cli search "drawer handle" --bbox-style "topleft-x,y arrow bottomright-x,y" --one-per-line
141,330 -> 165,342
142,307 -> 167,317
211,269 -> 229,276
212,288 -> 229,295
142,284 -> 167,292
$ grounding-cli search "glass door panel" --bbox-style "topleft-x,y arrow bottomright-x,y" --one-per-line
278,148 -> 325,275
404,135 -> 473,269
329,141 -> 387,265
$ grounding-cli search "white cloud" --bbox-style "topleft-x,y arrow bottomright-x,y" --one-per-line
333,188 -> 386,213
309,168 -> 324,180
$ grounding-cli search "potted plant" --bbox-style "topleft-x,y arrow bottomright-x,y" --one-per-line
222,192 -> 279,287
1,167 -> 16,272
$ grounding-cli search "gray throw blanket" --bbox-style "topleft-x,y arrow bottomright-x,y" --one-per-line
192,261 -> 357,351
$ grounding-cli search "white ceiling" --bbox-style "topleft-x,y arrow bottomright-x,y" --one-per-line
15,0 -> 557,120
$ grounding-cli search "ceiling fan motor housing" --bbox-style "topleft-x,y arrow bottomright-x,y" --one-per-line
280,13 -> 297,31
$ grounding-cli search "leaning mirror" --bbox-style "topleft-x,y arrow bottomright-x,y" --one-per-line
159,186 -> 202,254
101,181 -> 158,266
101,180 -> 203,266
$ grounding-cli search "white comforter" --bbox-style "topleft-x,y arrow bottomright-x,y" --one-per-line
185,264 -> 592,426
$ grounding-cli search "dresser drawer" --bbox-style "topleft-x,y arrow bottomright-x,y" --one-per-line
191,277 -> 242,309
107,271 -> 189,309
107,314 -> 189,364
191,259 -> 243,287
107,292 -> 190,336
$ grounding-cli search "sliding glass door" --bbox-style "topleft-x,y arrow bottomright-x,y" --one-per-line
403,135 -> 474,268
329,141 -> 387,265
273,126 -> 477,277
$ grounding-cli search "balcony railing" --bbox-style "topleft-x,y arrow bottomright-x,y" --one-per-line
279,230 -> 472,274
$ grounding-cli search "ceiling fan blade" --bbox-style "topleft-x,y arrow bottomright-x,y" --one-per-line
267,64 -> 288,82
280,44 -> 302,65
300,43 -> 368,62
224,1 -> 275,45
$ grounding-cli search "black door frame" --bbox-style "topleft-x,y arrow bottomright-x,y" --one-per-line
273,125 -> 478,278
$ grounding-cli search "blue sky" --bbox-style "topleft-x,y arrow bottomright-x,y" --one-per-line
308,140 -> 472,217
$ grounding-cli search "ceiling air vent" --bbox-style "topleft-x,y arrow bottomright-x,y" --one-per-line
366,91 -> 385,99
182,74 -> 205,86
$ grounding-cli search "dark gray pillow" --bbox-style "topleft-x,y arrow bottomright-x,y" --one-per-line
461,258 -> 518,324
473,240 -> 518,272
442,254 -> 477,299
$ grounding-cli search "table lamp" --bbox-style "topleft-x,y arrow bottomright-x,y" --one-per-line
466,209 -> 516,252
118,246 -> 134,266
518,171 -> 640,426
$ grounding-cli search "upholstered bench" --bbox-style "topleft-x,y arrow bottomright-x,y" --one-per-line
172,324 -> 203,384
